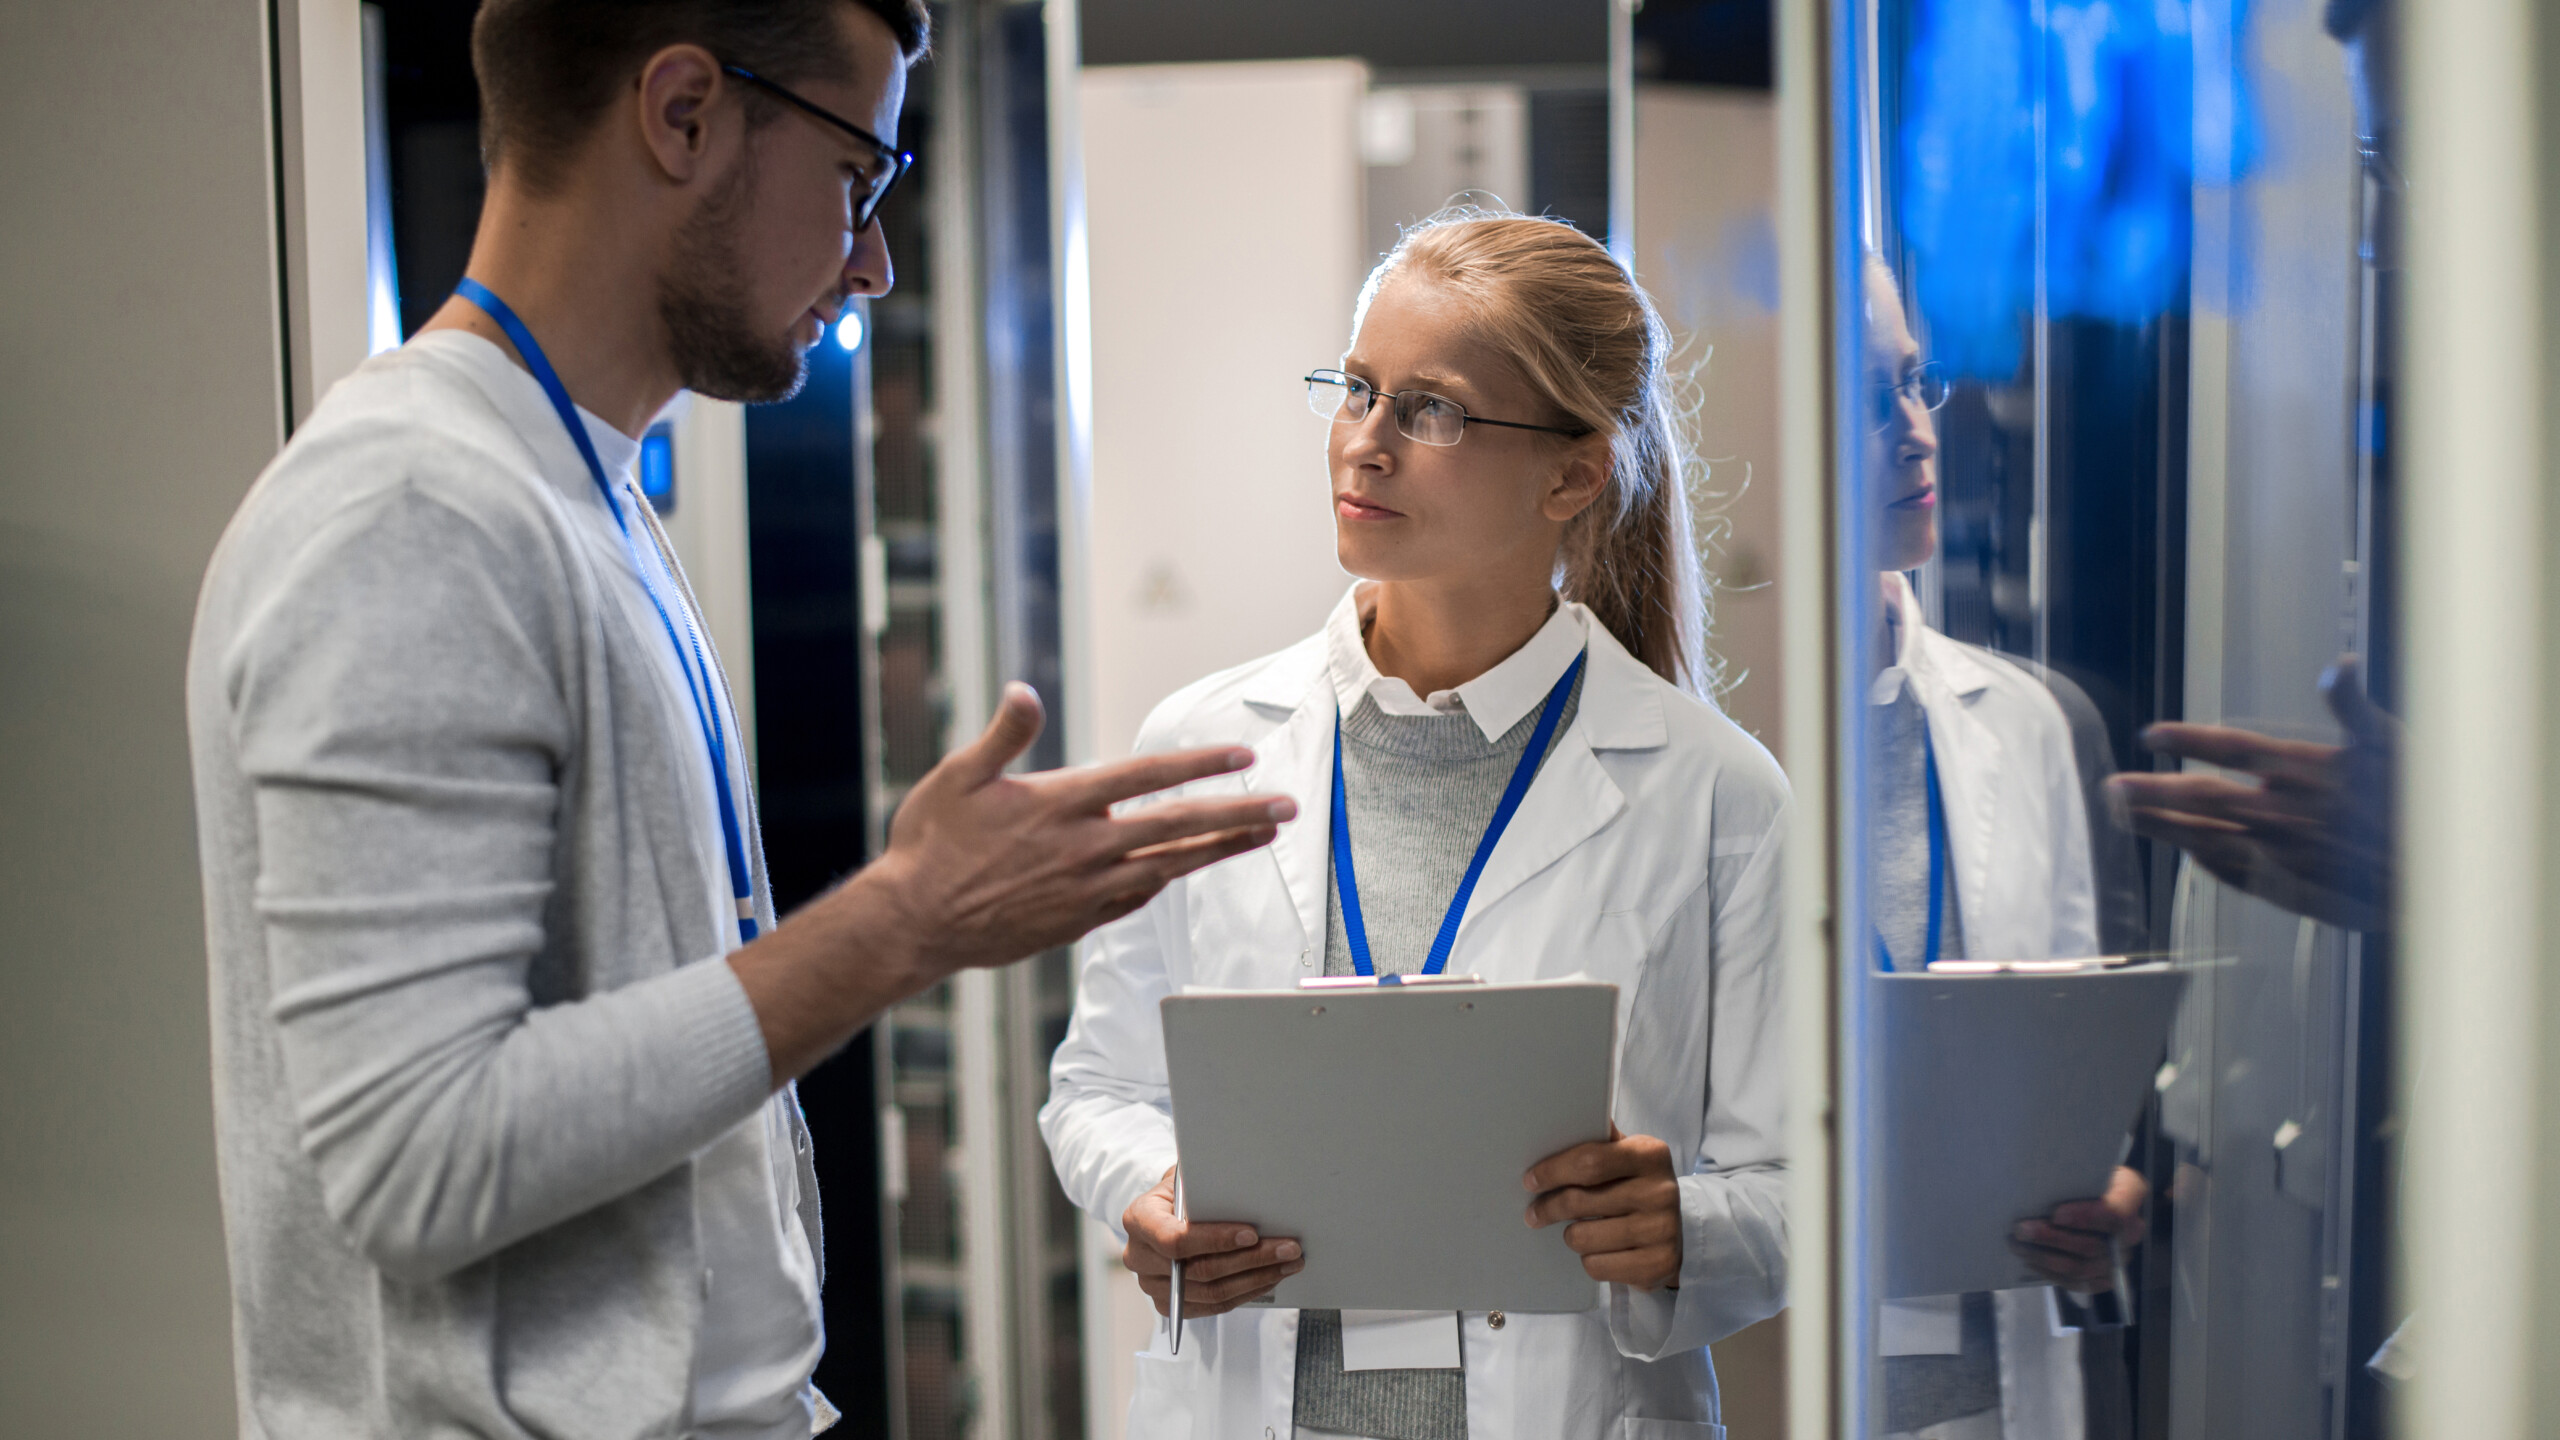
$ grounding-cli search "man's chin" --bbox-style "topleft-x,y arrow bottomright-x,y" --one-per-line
685,343 -> 812,406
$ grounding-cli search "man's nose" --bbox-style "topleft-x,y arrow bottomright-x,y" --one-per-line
843,222 -> 894,300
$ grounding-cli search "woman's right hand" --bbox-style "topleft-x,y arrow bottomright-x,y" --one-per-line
1120,1166 -> 1305,1318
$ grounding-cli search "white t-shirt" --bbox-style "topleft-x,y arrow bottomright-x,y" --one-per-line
437,333 -> 828,1437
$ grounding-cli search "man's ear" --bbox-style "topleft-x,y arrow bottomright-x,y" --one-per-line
635,44 -> 727,183
1543,440 -> 1613,524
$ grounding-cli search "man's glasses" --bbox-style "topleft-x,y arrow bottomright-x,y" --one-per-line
721,64 -> 912,232
1305,368 -> 1590,447
1868,361 -> 1951,434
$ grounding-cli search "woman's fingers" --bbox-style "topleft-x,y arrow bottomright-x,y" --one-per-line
1576,1243 -> 1682,1289
1526,1175 -> 1677,1228
1176,1256 -> 1306,1314
1523,1132 -> 1673,1194
1179,1237 -> 1303,1285
2011,1218 -> 2107,1259
1560,1209 -> 1680,1256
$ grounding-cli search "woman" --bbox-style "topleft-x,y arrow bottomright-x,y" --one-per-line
1040,211 -> 1788,1440
1859,255 -> 2144,1440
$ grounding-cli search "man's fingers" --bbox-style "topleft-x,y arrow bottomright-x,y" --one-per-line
1111,795 -> 1298,854
2323,657 -> 2398,745
2139,722 -> 2333,775
1118,826 -> 1282,887
2108,771 -> 2267,817
2047,1200 -> 2130,1236
1056,746 -> 1259,812
938,683 -> 1045,789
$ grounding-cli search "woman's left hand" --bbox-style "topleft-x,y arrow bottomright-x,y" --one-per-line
1523,1124 -> 1684,1291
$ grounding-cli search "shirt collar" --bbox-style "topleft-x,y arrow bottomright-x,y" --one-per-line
1323,582 -> 1589,743
416,329 -> 643,487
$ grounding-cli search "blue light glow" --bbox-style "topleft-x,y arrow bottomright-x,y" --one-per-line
834,310 -> 865,352
1895,0 -> 2258,379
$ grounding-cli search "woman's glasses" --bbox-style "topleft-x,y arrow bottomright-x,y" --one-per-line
1868,361 -> 1951,434
1305,368 -> 1590,447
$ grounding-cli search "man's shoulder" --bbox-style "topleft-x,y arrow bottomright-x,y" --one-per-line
221,344 -> 573,580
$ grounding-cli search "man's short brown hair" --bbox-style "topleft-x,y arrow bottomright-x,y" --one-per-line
473,0 -> 930,193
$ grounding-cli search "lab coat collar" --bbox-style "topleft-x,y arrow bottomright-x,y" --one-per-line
1237,602 -> 1665,954
1316,583 -> 1589,742
1875,571 -> 1996,703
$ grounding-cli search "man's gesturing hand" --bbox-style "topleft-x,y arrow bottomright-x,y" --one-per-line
872,683 -> 1293,976
733,683 -> 1294,1083
1121,1168 -> 1304,1318
1524,1126 -> 1684,1291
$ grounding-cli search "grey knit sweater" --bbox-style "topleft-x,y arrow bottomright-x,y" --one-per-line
1292,676 -> 1582,1440
187,334 -> 810,1438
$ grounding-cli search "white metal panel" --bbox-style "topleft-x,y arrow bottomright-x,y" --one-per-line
2401,0 -> 2557,1435
1077,59 -> 1370,766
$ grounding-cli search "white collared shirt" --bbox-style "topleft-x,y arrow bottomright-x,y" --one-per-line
1322,582 -> 1589,738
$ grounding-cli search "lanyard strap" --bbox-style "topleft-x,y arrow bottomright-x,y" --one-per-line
1331,650 -> 1586,979
452,278 -> 760,944
1875,725 -> 1948,972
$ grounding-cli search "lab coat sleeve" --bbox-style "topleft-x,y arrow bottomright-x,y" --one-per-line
1610,807 -> 1791,1360
1040,782 -> 1187,1241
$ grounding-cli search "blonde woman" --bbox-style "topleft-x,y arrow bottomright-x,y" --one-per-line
1040,212 -> 1788,1440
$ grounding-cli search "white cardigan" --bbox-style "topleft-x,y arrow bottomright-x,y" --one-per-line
1040,598 -> 1790,1440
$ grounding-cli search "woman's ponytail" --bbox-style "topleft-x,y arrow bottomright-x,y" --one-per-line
1365,208 -> 1713,695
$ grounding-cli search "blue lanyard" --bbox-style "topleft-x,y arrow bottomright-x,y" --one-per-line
1330,650 -> 1586,978
1874,726 -> 1947,972
453,278 -> 760,945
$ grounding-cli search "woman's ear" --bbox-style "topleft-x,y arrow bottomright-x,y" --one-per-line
1542,440 -> 1612,524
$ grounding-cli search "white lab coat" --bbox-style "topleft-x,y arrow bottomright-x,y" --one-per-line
1040,598 -> 1790,1440
1878,574 -> 2099,965
1877,574 -> 2103,1440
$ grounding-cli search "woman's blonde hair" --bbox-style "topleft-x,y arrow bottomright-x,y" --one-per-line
1357,207 -> 1710,694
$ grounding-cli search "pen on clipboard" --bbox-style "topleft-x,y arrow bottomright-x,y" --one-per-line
1168,1172 -> 1186,1354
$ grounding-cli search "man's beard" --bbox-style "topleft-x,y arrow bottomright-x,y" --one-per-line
658,156 -> 823,404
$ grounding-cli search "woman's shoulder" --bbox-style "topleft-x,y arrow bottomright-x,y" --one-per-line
1582,625 -> 1790,822
1128,629 -> 1330,756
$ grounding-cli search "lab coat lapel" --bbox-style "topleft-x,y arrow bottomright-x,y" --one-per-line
1443,636 -> 1655,978
1239,664 -> 1337,964
1447,728 -> 1625,981
1914,628 -> 2004,956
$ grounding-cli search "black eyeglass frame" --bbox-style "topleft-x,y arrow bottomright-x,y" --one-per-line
721,64 -> 913,232
1305,368 -> 1592,445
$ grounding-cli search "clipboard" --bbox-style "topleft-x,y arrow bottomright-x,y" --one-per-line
1877,963 -> 2187,1299
1160,979 -> 1615,1312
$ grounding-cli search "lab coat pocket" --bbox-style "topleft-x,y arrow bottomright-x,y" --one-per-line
1126,1350 -> 1195,1440
1621,1420 -> 1726,1440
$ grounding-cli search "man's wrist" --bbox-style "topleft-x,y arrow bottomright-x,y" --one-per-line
816,853 -> 945,1000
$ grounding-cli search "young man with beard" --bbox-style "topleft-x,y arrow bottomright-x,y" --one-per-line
184,3 -> 1292,1435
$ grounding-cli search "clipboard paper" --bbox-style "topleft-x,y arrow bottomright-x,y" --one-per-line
1160,979 -> 1616,1312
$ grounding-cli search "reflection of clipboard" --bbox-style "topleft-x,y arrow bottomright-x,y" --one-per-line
1160,979 -> 1615,1312
1878,965 -> 2187,1299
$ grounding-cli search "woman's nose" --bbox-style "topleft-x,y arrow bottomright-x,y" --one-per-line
1895,395 -> 1939,463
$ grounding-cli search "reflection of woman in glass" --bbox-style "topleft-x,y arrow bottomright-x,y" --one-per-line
1862,258 -> 2147,1439
1042,212 -> 1789,1440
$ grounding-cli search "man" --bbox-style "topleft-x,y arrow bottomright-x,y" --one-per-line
185,3 -> 1291,1435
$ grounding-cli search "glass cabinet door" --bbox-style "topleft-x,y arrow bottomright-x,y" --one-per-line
1809,0 -> 2404,1434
